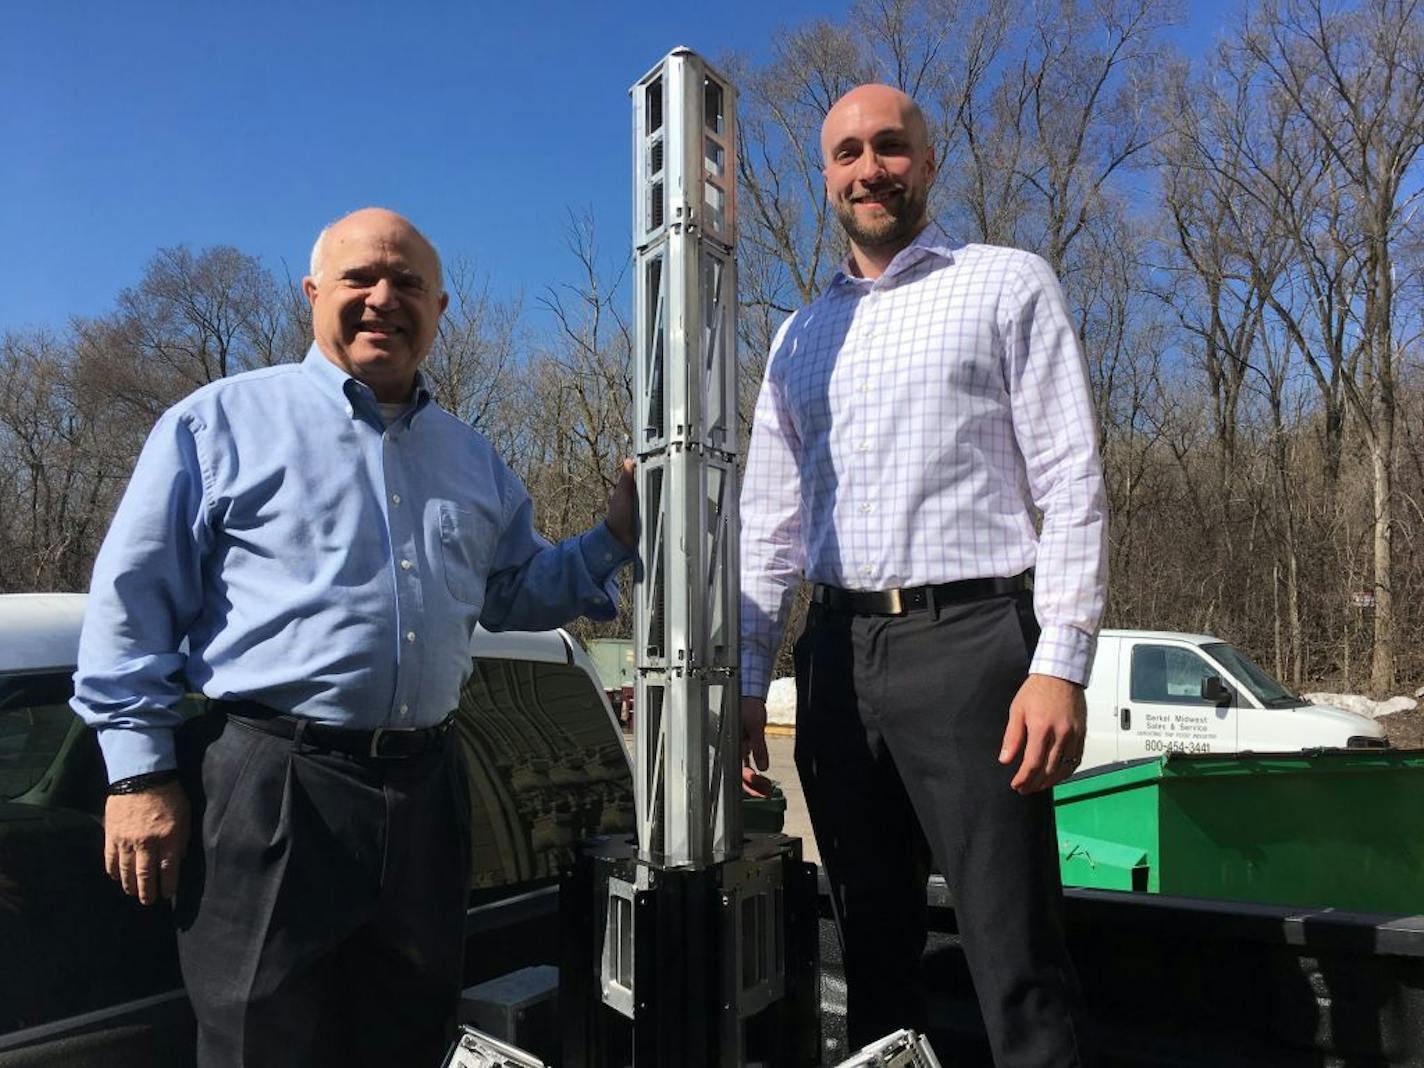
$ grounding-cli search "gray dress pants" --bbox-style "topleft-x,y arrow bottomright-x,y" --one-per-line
174,712 -> 471,1067
794,589 -> 1090,1067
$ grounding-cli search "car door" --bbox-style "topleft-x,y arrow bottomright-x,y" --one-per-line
0,611 -> 641,1063
1115,642 -> 1238,760
0,670 -> 183,1039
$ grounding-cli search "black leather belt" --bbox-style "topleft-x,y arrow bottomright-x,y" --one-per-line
811,572 -> 1031,616
213,700 -> 454,759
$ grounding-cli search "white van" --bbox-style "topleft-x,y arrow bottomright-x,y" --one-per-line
1080,630 -> 1389,771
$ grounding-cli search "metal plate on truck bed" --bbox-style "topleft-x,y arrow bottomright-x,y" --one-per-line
441,1025 -> 547,1068
832,1028 -> 943,1067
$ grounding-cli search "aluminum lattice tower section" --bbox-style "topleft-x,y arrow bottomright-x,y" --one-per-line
559,54 -> 817,1064
631,48 -> 741,869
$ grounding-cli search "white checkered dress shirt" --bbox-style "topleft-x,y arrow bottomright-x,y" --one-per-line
740,226 -> 1108,698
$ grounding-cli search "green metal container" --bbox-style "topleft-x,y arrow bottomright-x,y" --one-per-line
1053,749 -> 1424,913
742,784 -> 788,834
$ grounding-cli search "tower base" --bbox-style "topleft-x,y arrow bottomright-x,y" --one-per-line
559,833 -> 820,1067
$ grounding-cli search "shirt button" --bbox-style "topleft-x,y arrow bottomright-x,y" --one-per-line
860,564 -> 873,575
399,703 -> 410,716
391,493 -> 401,505
400,559 -> 413,570
344,404 -> 354,417
859,503 -> 872,513
405,630 -> 417,643
857,442 -> 870,452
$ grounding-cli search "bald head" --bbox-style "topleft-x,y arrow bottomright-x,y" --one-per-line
302,207 -> 449,402
309,208 -> 443,292
821,84 -> 929,166
820,85 -> 937,275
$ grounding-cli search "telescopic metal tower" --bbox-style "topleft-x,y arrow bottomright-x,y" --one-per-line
629,46 -> 741,869
559,47 -> 819,1068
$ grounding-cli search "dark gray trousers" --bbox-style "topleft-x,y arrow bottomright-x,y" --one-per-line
174,713 -> 471,1068
794,590 -> 1089,1067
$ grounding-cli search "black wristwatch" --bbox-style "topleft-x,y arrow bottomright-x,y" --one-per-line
107,769 -> 180,796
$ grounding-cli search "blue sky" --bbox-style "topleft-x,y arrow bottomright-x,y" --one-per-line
1,1 -> 1234,333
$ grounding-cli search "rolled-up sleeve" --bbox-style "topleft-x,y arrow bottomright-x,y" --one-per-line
478,462 -> 632,632
72,411 -> 214,781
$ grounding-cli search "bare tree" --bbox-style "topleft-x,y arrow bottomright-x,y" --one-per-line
951,0 -> 1172,268
424,255 -> 524,445
511,210 -> 638,640
1245,0 -> 1424,691
115,246 -> 287,387
0,331 -> 119,591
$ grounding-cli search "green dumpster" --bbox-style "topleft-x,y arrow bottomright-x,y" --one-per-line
1053,749 -> 1424,913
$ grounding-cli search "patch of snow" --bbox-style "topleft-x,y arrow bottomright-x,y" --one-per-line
766,676 -> 797,726
1302,692 -> 1417,719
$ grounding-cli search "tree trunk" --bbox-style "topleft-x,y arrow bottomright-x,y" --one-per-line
1369,404 -> 1396,695
1287,545 -> 1302,689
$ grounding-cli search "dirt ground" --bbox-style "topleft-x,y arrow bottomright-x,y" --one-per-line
1379,706 -> 1424,749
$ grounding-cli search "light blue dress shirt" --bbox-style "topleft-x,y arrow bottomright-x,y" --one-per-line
73,345 -> 632,781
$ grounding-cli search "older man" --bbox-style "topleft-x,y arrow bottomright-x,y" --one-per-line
73,208 -> 636,1066
740,87 -> 1107,1066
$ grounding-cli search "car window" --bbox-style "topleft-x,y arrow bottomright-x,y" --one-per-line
455,657 -> 634,891
0,672 -> 81,800
1129,646 -> 1217,705
1,675 -> 210,808
1201,642 -> 1304,708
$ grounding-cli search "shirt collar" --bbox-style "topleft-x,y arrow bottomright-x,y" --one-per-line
300,343 -> 434,424
831,223 -> 959,289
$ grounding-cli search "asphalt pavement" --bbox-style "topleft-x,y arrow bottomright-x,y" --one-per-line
620,726 -> 819,864
763,728 -> 818,865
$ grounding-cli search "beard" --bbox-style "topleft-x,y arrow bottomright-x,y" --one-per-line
834,183 -> 930,249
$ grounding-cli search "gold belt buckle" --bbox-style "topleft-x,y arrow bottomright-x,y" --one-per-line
886,588 -> 904,614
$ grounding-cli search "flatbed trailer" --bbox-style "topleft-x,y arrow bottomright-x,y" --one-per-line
888,878 -> 1424,1067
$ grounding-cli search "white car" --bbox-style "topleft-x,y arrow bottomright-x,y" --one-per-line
1080,629 -> 1388,772
0,593 -> 634,1066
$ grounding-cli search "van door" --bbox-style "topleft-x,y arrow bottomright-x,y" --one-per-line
1080,635 -> 1119,770
1115,641 -> 1239,760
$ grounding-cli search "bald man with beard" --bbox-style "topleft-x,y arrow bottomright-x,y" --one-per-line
739,87 -> 1107,1066
73,208 -> 637,1066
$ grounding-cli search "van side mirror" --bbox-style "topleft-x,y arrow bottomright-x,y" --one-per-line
1201,676 -> 1232,705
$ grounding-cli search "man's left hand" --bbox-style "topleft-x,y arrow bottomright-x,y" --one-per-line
998,674 -> 1086,794
605,458 -> 637,550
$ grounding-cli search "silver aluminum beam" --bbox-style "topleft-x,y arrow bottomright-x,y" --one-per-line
631,47 -> 741,869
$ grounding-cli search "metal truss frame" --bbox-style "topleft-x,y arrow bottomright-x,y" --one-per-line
630,47 -> 741,869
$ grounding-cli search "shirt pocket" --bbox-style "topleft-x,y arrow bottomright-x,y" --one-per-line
438,503 -> 496,605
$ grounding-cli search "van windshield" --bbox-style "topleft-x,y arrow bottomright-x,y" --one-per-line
1201,644 -> 1306,708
